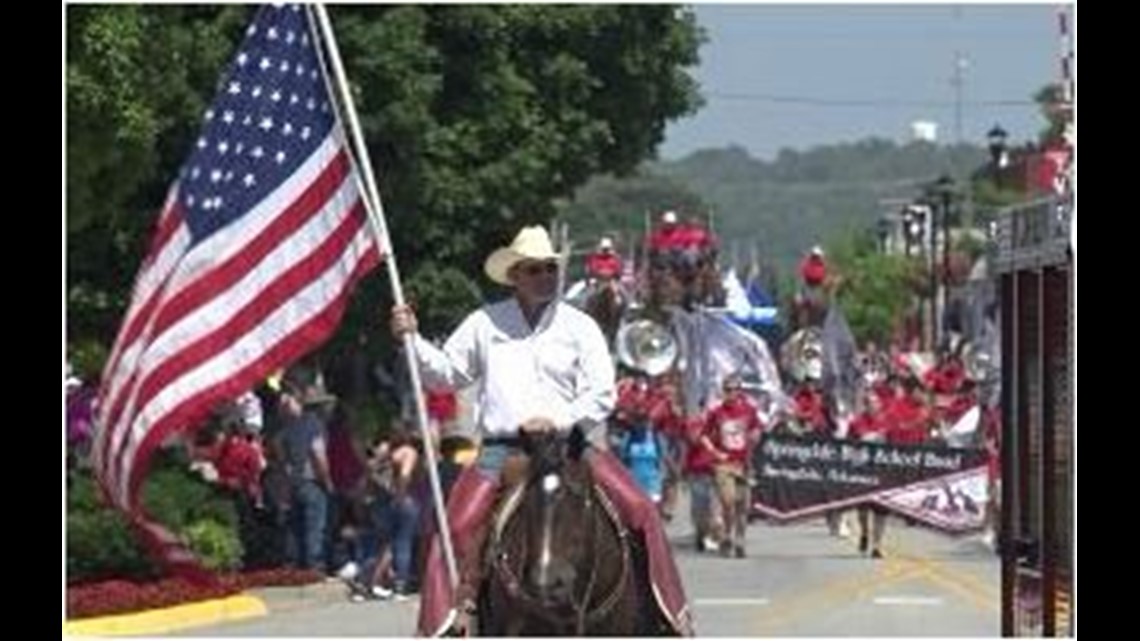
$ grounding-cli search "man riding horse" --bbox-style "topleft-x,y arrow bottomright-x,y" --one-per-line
647,210 -> 720,310
390,226 -> 692,636
583,236 -> 627,346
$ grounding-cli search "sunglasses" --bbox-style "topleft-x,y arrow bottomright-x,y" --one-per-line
519,261 -> 559,276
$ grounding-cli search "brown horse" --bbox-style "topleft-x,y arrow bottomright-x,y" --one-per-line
478,431 -> 671,636
584,281 -> 626,348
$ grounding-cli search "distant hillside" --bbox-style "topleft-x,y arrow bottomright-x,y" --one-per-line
562,138 -> 989,274
651,139 -> 988,270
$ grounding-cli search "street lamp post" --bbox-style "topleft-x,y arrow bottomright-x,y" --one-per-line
928,174 -> 957,350
987,123 -> 1009,169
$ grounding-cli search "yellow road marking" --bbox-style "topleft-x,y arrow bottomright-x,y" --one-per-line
64,594 -> 267,636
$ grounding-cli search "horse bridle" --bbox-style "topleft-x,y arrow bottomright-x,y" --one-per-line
489,468 -> 631,634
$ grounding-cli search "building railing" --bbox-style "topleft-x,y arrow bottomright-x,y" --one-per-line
991,196 -> 1072,273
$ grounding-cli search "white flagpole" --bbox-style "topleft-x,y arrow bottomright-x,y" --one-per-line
311,4 -> 459,592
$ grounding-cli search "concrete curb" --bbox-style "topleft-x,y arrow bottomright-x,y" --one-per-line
63,580 -> 350,636
64,594 -> 268,636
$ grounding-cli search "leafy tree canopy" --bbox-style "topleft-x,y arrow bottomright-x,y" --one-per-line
67,5 -> 704,354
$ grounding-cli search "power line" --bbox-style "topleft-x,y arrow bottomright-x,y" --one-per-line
705,91 -> 1035,109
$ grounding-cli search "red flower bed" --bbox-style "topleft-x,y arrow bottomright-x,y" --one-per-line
66,568 -> 324,620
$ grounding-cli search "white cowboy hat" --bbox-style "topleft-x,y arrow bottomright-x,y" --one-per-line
661,210 -> 678,225
810,245 -> 825,257
484,226 -> 560,285
598,236 -> 614,251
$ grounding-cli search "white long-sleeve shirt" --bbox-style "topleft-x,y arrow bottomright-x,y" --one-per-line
411,298 -> 615,439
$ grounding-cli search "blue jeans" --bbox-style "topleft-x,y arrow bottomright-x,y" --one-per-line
288,479 -> 329,572
389,494 -> 421,586
370,492 -> 422,587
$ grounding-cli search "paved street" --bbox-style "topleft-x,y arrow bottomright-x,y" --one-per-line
182,498 -> 998,637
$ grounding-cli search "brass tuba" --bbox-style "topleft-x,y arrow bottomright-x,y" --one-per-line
780,327 -> 824,383
615,318 -> 679,377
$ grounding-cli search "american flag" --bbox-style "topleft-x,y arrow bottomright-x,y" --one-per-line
92,4 -> 380,556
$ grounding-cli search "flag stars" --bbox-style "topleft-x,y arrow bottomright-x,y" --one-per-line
237,52 -> 249,67
279,60 -> 290,73
282,122 -> 294,136
251,146 -> 265,159
222,110 -> 235,124
267,27 -> 279,41
204,109 -> 215,122
197,137 -> 208,150
217,140 -> 230,155
210,169 -> 223,183
259,116 -> 274,132
300,126 -> 311,140
243,173 -> 256,188
252,86 -> 263,98
290,93 -> 300,105
243,114 -> 253,127
301,34 -> 309,48
259,57 -> 272,71
235,142 -> 245,154
295,63 -> 305,77
228,81 -> 242,95
190,167 -> 201,180
306,98 -> 316,111
275,150 -> 287,164
286,30 -> 296,45
271,90 -> 282,103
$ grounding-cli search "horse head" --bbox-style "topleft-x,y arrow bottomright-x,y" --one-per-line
483,429 -> 642,635
585,283 -> 627,346
513,429 -> 594,606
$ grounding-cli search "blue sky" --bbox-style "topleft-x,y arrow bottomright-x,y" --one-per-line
661,4 -> 1068,160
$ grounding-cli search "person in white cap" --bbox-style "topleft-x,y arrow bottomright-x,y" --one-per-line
800,245 -> 828,288
585,235 -> 624,298
648,210 -> 683,258
586,235 -> 621,278
391,225 -> 692,636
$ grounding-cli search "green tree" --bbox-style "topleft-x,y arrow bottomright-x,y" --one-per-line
829,231 -> 919,346
66,5 -> 704,356
652,140 -> 988,271
556,171 -> 708,247
66,5 -> 252,339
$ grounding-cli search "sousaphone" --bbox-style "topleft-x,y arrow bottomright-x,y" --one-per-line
615,318 -> 679,377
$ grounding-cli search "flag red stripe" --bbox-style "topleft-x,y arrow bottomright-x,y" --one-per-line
103,198 -> 185,383
96,210 -> 187,481
149,152 -> 351,339
123,243 -> 381,505
107,200 -> 370,494
100,150 -> 350,456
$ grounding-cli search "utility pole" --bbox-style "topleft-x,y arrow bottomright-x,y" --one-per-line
952,51 -> 966,145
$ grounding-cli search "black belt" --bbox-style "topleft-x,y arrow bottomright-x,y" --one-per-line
482,436 -> 523,448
